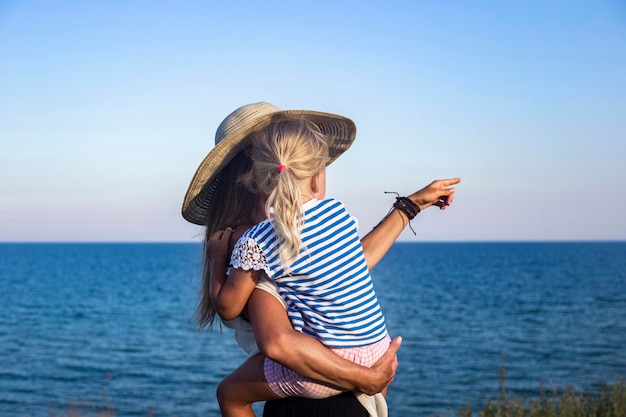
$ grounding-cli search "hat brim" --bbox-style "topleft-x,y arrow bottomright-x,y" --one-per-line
182,109 -> 356,225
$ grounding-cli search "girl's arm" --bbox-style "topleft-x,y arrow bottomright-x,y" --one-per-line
361,178 -> 460,269
208,228 -> 260,321
248,289 -> 401,395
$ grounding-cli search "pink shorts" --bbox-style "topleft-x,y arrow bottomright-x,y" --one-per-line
264,334 -> 391,399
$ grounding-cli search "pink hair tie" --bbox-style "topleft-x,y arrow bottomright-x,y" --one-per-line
277,164 -> 287,173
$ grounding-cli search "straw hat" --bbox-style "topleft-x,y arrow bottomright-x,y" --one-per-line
182,102 -> 357,225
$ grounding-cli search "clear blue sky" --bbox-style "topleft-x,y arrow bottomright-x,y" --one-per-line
1,0 -> 625,242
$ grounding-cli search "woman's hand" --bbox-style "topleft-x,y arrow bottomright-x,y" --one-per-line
358,336 -> 402,395
408,178 -> 461,211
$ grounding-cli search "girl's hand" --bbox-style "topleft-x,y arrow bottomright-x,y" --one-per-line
409,178 -> 461,211
207,227 -> 233,264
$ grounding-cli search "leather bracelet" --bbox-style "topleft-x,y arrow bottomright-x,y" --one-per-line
385,192 -> 420,235
393,196 -> 420,220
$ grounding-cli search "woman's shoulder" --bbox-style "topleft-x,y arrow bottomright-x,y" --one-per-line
229,224 -> 252,249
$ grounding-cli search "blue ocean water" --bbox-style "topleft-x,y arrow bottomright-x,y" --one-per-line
1,242 -> 625,416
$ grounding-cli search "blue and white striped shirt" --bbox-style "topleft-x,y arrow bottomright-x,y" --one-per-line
231,198 -> 388,348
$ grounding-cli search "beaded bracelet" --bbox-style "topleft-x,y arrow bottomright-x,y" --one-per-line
385,191 -> 421,235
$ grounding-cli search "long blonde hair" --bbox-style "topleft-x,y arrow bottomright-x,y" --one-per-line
240,117 -> 329,268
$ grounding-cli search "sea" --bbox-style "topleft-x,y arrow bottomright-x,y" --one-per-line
1,242 -> 625,417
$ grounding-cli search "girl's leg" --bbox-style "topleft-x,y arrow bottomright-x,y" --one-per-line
217,353 -> 282,417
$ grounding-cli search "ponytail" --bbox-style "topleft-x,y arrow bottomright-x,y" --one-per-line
240,117 -> 329,268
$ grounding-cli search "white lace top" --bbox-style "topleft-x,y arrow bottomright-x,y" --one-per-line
231,237 -> 271,276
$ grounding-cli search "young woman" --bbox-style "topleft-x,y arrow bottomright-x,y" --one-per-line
181,102 -> 459,417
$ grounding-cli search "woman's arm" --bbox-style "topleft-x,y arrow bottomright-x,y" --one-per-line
361,178 -> 460,269
217,225 -> 400,394
244,179 -> 459,393
248,289 -> 401,395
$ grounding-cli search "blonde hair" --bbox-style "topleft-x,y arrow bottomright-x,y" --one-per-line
240,117 -> 329,268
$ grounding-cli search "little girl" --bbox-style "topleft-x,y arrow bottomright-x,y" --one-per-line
209,117 -> 391,417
